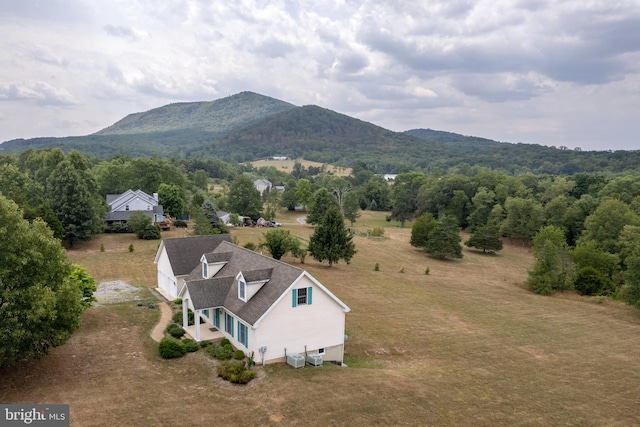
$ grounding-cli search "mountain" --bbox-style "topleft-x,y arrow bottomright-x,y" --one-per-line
1,91 -> 639,174
95,91 -> 295,135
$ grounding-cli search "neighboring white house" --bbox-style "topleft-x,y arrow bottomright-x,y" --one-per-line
154,235 -> 232,300
158,239 -> 351,365
254,179 -> 272,195
105,189 -> 164,230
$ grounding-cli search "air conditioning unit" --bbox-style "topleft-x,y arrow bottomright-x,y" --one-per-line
287,353 -> 305,369
306,354 -> 323,366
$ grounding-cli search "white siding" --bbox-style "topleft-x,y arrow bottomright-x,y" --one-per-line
250,275 -> 346,364
113,196 -> 155,212
155,247 -> 178,299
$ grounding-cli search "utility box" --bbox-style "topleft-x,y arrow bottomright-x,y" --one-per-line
306,354 -> 323,366
287,353 -> 305,369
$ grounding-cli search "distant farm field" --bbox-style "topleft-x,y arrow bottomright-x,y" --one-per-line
251,158 -> 352,176
2,211 -> 640,426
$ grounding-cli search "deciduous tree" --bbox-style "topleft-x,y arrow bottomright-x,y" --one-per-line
0,196 -> 91,368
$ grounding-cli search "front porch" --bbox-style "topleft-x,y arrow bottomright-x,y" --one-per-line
184,324 -> 225,342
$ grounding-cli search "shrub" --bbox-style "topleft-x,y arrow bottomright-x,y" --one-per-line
216,360 -> 257,384
159,337 -> 187,359
223,343 -> 233,352
399,265 -> 405,273
574,266 -> 615,296
174,220 -> 188,228
368,227 -> 385,237
100,243 -> 105,252
174,298 -> 182,305
173,309 -> 197,325
172,311 -> 183,324
147,302 -> 156,309
142,224 -> 161,240
206,344 -> 233,360
200,340 -> 213,349
128,244 -> 134,253
182,339 -> 199,352
220,338 -> 231,347
374,263 -> 380,271
166,323 -> 185,338
234,350 -> 245,360
425,267 -> 430,275
243,242 -> 256,251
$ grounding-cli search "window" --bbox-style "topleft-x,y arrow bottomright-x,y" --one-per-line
203,309 -> 210,319
237,322 -> 248,348
125,205 -> 129,211
202,262 -> 208,278
292,287 -> 313,307
214,308 -> 220,328
239,280 -> 246,300
225,312 -> 234,337
297,287 -> 307,305
318,348 -> 325,355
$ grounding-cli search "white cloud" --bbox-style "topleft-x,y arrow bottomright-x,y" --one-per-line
0,0 -> 638,150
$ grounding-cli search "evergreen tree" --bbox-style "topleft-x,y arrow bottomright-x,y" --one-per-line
465,225 -> 503,254
202,200 -> 227,233
128,210 -> 153,238
47,153 -> 104,247
308,206 -> 356,266
306,188 -> 339,226
424,215 -> 463,259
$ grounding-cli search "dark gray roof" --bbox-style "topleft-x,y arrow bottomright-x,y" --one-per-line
185,241 -> 303,325
204,252 -> 233,263
243,268 -> 273,283
163,235 -> 232,276
186,277 -> 234,310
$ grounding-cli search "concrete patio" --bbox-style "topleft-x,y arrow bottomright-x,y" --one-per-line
184,324 -> 225,342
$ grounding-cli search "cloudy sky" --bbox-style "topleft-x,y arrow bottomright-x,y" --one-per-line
1,0 -> 639,151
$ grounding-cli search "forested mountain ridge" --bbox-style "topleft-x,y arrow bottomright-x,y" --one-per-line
95,91 -> 295,135
1,91 -> 639,174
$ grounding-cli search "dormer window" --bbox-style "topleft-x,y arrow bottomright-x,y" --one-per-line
202,261 -> 208,278
239,280 -> 246,301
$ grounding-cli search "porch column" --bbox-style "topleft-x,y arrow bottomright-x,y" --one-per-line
195,309 -> 201,341
182,299 -> 189,329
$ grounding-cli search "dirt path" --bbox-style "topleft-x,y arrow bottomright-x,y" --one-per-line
150,302 -> 172,342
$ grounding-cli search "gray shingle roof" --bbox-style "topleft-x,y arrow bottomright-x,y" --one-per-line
162,235 -> 232,276
185,241 -> 304,325
186,277 -> 234,310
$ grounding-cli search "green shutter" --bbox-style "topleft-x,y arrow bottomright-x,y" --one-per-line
308,286 -> 313,305
292,288 -> 297,307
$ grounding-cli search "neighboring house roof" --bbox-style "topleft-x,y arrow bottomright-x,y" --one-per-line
107,189 -> 158,212
155,234 -> 232,276
184,241 -> 306,325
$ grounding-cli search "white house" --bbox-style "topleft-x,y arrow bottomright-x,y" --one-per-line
254,179 -> 272,195
157,239 -> 351,365
105,189 -> 164,230
154,235 -> 232,300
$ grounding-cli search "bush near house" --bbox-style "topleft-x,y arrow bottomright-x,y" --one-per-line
216,360 -> 257,384
182,339 -> 199,353
206,344 -> 233,360
159,337 -> 187,359
234,350 -> 245,360
166,323 -> 185,338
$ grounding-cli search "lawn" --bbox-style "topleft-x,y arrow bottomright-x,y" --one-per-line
2,211 -> 640,426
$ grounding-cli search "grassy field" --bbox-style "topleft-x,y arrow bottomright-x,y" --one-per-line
2,211 -> 640,426
251,158 -> 352,176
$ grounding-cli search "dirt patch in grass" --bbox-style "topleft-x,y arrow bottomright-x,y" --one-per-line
3,211 -> 640,425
